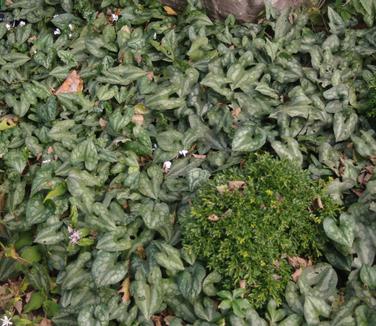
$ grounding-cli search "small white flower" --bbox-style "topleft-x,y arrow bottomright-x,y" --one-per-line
153,32 -> 157,40
53,28 -> 61,35
111,13 -> 119,22
53,14 -> 59,18
19,21 -> 26,27
179,149 -> 189,157
163,161 -> 172,173
68,33 -> 73,38
1,315 -> 13,326
68,226 -> 80,245
5,23 -> 11,30
152,143 -> 158,152
42,159 -> 52,164
68,23 -> 74,31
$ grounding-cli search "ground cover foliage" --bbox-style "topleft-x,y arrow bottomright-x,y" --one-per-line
182,153 -> 339,308
0,0 -> 375,325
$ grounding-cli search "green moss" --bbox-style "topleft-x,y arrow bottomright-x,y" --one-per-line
181,153 -> 339,308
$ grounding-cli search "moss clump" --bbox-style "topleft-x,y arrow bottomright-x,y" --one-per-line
181,153 -> 339,308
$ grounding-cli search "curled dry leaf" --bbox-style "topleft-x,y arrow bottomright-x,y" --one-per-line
228,180 -> 246,191
192,154 -> 207,159
132,114 -> 144,126
119,277 -> 131,302
39,318 -> 53,326
151,315 -> 163,326
291,269 -> 302,283
136,245 -> 146,259
239,280 -> 246,288
99,118 -> 108,128
164,5 -> 178,16
231,107 -> 241,119
14,299 -> 23,314
287,256 -> 312,282
208,214 -> 220,222
55,70 -> 84,95
358,165 -> 374,186
146,71 -> 154,81
0,192 -> 5,213
313,197 -> 324,210
0,115 -> 18,131
216,185 -> 228,194
287,256 -> 311,269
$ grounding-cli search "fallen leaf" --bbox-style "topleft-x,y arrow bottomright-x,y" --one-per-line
99,118 -> 108,128
272,274 -> 282,281
132,114 -> 144,126
352,188 -> 364,197
338,156 -> 346,177
0,115 -> 18,131
192,154 -> 207,159
14,299 -> 23,314
312,197 -> 324,210
287,256 -> 311,269
0,192 -> 5,213
208,214 -> 219,222
55,70 -> 83,95
136,245 -> 146,259
25,291 -> 33,303
135,54 -> 142,64
287,256 -> 312,282
358,165 -> 374,186
119,277 -> 131,302
146,71 -> 154,81
292,268 -> 302,282
164,5 -> 178,16
228,181 -> 246,191
239,280 -> 246,288
39,318 -> 52,326
231,107 -> 241,119
216,185 -> 228,194
152,315 -> 163,326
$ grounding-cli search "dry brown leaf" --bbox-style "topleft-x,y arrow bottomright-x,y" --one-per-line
231,107 -> 241,119
135,54 -> 142,64
151,315 -> 163,326
287,256 -> 311,269
0,192 -> 5,213
164,5 -> 178,16
288,256 -> 312,282
352,188 -> 364,197
99,118 -> 108,129
208,214 -> 219,222
132,114 -> 144,126
216,185 -> 228,194
358,165 -> 374,186
192,154 -> 207,159
39,318 -> 52,326
239,280 -> 246,289
136,245 -> 146,259
228,181 -> 246,191
25,291 -> 33,303
55,70 -> 83,95
119,277 -> 131,302
292,268 -> 302,282
14,300 -> 23,314
313,197 -> 324,210
146,71 -> 154,81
